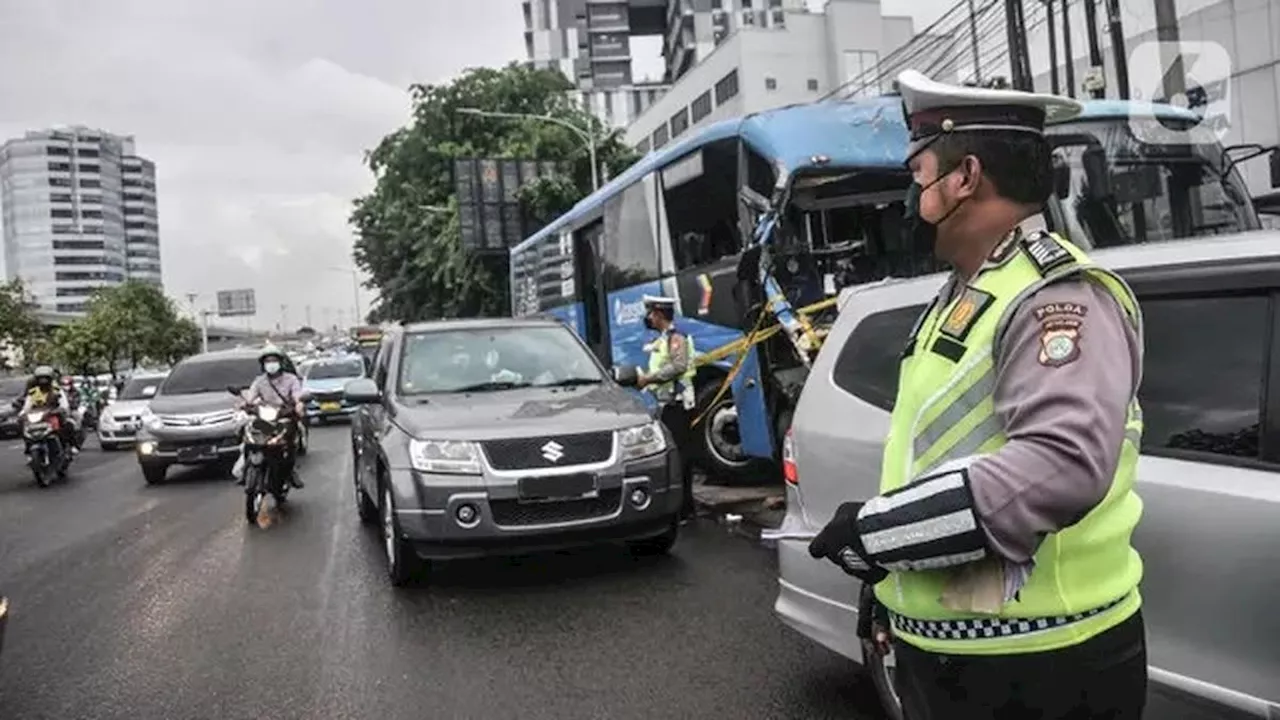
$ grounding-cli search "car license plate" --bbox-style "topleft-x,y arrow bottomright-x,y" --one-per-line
320,401 -> 341,412
177,445 -> 217,462
518,473 -> 596,501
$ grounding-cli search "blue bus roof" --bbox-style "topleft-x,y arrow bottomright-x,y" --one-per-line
509,97 -> 1199,255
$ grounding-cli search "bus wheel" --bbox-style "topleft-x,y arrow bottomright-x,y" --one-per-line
695,385 -> 755,484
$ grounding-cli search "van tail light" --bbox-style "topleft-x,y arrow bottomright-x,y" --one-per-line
782,426 -> 798,485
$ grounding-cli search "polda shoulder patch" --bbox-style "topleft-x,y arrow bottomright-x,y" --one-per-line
1021,232 -> 1076,276
938,286 -> 995,343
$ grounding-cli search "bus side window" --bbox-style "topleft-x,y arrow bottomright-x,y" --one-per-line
664,138 -> 741,271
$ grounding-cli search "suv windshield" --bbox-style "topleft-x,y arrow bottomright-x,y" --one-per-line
161,357 -> 262,395
1048,117 -> 1260,248
307,358 -> 364,380
398,326 -> 603,394
119,376 -> 164,400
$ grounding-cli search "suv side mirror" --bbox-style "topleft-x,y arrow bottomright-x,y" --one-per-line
344,377 -> 381,404
1271,150 -> 1280,189
612,365 -> 640,388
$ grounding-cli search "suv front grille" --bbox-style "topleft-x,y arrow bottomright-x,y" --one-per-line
489,489 -> 622,527
482,432 -> 613,470
159,411 -> 237,428
309,390 -> 344,403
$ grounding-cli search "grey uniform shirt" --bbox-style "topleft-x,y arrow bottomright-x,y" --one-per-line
964,272 -> 1142,565
246,373 -> 304,407
647,330 -> 691,384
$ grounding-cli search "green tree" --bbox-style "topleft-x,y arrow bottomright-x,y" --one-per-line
160,317 -> 202,365
51,320 -> 108,377
0,280 -> 42,369
352,62 -> 640,322
49,282 -> 197,374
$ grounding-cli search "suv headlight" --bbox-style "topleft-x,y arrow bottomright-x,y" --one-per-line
617,421 -> 667,461
408,439 -> 482,475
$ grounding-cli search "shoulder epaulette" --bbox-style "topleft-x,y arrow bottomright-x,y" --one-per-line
1021,230 -> 1076,276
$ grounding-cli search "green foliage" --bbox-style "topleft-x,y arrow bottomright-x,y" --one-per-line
0,280 -> 42,369
43,281 -> 202,375
352,62 -> 640,322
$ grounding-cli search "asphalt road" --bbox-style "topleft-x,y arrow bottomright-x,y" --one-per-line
0,426 -> 883,720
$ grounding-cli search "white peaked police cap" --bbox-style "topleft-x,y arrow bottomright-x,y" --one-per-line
641,295 -> 677,308
897,69 -> 1084,158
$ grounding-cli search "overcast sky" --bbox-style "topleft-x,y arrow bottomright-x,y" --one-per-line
0,0 -> 1167,331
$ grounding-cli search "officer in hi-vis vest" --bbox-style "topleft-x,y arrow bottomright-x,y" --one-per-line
807,70 -> 1147,718
635,295 -> 697,522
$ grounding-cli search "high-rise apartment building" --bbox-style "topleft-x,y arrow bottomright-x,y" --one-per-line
0,127 -> 161,314
522,0 -> 804,127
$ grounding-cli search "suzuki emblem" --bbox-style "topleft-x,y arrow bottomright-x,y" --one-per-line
540,440 -> 565,463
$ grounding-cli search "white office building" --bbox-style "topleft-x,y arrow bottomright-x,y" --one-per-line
0,127 -> 162,314
624,0 -> 915,151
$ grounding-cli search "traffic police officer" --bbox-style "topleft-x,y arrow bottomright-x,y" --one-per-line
808,70 -> 1147,718
635,295 -> 697,522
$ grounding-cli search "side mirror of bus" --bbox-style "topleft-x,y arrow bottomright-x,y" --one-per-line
1051,156 -> 1071,199
612,365 -> 640,388
739,186 -> 771,215
1081,147 -> 1112,199
1270,149 -> 1280,189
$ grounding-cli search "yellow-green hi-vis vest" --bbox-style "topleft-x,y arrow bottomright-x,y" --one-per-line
875,230 -> 1145,656
645,330 -> 697,409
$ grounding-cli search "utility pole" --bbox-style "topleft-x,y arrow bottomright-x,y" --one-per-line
966,0 -> 983,84
1154,0 -> 1185,104
305,305 -> 312,329
1105,0 -> 1131,98
1083,0 -> 1106,98
280,304 -> 288,333
1060,0 -> 1076,97
1044,0 -> 1060,94
1004,0 -> 1033,91
199,310 -> 210,354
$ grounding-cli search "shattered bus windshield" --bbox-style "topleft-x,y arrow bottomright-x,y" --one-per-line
1047,117 -> 1260,248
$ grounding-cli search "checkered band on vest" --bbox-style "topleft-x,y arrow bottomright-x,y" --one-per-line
888,595 -> 1127,640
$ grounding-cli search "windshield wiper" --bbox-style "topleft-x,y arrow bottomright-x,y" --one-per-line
453,380 -> 531,393
542,377 -> 603,387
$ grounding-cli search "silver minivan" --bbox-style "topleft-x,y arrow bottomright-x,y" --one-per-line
773,233 -> 1280,719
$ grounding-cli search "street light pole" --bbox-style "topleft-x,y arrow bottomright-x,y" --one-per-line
456,107 -> 599,191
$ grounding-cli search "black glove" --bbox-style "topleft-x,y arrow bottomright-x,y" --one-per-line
808,501 -> 888,584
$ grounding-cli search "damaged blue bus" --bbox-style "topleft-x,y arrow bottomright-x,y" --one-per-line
509,94 -> 1270,483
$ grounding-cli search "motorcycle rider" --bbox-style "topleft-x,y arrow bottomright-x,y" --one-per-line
19,366 -> 80,455
235,346 -> 305,489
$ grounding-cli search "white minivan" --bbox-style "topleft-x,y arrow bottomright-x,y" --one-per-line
773,234 -> 1280,719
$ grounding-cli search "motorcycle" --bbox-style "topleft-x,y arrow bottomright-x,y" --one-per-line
22,408 -> 71,487
233,387 -> 297,524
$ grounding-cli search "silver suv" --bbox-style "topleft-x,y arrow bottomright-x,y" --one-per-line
774,232 -> 1280,719
135,349 -> 309,485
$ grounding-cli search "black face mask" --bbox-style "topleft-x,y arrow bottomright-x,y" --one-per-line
903,167 -> 969,253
